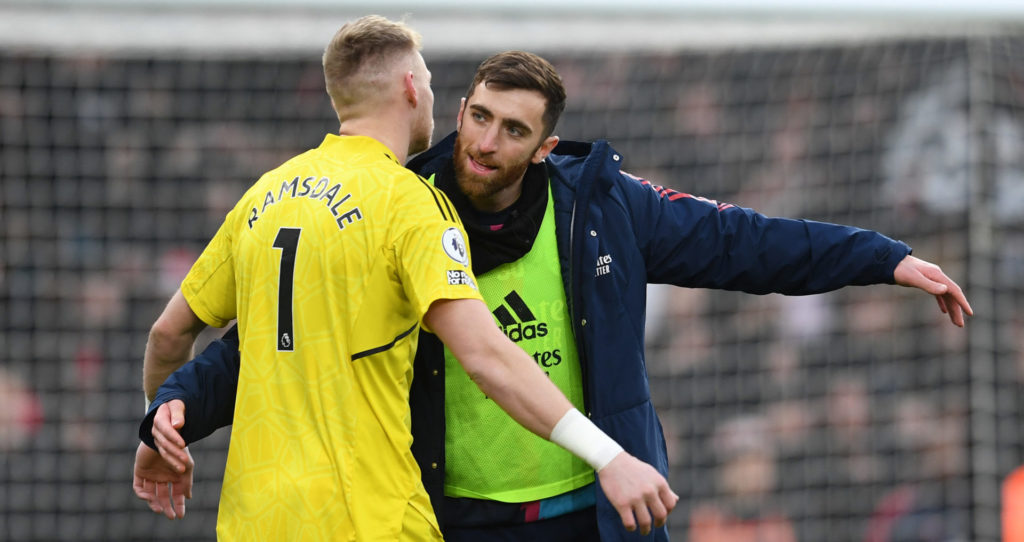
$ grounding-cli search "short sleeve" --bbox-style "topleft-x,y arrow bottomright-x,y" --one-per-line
393,187 -> 482,332
181,219 -> 237,328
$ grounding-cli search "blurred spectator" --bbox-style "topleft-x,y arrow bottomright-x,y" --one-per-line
57,341 -> 108,453
675,81 -> 723,138
158,125 -> 206,181
765,397 -> 815,459
204,180 -> 244,224
105,128 -> 151,206
0,366 -> 43,451
73,341 -> 104,392
72,56 -> 121,137
646,285 -> 714,374
777,294 -> 834,345
688,415 -> 797,542
825,375 -> 887,486
1014,315 -> 1024,385
109,244 -> 151,294
865,395 -> 968,542
158,247 -> 199,297
736,88 -> 826,219
846,290 -> 898,338
79,274 -> 126,329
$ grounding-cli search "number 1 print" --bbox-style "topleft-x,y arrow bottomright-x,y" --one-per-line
273,227 -> 301,351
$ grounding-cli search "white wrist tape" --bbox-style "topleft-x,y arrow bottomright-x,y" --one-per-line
549,408 -> 624,472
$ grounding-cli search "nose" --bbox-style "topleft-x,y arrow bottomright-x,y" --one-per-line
478,125 -> 499,154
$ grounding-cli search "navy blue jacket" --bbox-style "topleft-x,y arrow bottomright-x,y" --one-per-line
142,132 -> 910,541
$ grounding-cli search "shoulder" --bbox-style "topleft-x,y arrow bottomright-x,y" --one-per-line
388,171 -> 461,229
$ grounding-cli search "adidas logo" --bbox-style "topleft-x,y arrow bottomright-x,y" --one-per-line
492,291 -> 548,342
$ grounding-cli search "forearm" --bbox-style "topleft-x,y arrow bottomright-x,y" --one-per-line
425,298 -> 571,437
140,325 -> 240,448
463,330 -> 572,438
426,298 -> 627,471
143,289 -> 207,401
143,328 -> 197,401
461,325 -> 623,471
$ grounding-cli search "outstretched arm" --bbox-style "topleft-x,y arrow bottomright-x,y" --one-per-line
424,298 -> 678,535
893,255 -> 973,327
622,172 -> 914,294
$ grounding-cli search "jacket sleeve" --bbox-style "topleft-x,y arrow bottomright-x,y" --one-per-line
139,324 -> 240,449
619,173 -> 911,294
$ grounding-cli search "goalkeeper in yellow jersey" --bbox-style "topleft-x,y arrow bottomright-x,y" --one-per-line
131,15 -> 677,542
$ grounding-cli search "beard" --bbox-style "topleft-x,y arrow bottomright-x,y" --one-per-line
452,133 -> 533,204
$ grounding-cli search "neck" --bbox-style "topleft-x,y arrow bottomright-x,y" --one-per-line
337,115 -> 410,164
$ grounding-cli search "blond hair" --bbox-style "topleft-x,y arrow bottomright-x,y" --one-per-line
322,15 -> 422,118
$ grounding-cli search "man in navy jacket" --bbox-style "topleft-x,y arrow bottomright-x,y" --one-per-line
135,51 -> 971,541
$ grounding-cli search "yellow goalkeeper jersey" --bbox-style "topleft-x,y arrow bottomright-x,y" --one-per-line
180,134 -> 482,541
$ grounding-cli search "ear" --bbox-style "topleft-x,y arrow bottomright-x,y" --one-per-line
403,71 -> 418,107
531,135 -> 560,164
456,97 -> 466,132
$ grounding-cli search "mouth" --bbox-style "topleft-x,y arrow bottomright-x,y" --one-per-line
467,155 -> 498,175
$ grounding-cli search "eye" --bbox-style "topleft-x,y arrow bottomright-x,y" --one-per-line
471,112 -> 485,122
507,126 -> 522,137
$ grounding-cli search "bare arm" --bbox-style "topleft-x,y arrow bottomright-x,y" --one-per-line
143,289 -> 208,401
424,297 -> 571,437
893,255 -> 974,327
423,298 -> 678,534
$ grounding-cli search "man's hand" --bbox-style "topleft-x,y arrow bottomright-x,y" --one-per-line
597,452 -> 678,535
893,255 -> 974,327
151,399 -> 191,472
132,442 -> 193,519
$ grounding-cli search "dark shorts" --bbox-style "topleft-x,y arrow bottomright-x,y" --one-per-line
442,505 -> 598,542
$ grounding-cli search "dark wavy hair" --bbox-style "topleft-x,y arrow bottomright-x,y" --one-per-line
466,51 -> 567,139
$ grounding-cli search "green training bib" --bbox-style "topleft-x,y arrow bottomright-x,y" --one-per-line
442,181 -> 593,502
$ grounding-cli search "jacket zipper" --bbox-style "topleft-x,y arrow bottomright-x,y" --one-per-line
568,199 -> 592,416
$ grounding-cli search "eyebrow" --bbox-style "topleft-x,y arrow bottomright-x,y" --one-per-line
469,103 -> 533,137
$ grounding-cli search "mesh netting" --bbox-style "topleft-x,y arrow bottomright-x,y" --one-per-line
1,37 -> 1022,540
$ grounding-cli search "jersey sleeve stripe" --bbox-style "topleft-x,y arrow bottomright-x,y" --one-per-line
436,187 -> 456,222
351,321 -> 419,361
416,176 -> 453,222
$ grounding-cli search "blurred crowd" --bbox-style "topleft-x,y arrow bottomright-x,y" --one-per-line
2,38 -> 1024,540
